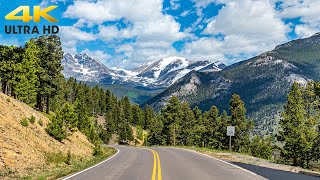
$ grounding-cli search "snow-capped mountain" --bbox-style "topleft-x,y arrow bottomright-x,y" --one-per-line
62,54 -> 226,88
129,56 -> 213,87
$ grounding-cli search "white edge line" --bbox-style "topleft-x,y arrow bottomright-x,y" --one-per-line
61,148 -> 120,180
164,147 -> 259,176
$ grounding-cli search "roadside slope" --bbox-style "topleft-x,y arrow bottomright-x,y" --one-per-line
0,92 -> 93,177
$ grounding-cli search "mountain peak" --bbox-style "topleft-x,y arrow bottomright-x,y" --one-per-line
62,54 -> 214,88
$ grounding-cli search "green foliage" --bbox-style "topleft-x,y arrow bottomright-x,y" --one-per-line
65,150 -> 72,165
46,103 -> 79,142
278,82 -> 319,168
137,126 -> 143,140
38,119 -> 44,126
250,136 -> 273,159
20,118 -> 29,127
29,115 -> 36,124
93,145 -> 103,156
45,152 -> 67,165
132,105 -> 144,126
229,94 -> 253,152
46,115 -> 67,142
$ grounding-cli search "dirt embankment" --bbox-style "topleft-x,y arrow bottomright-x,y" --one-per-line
0,92 -> 94,176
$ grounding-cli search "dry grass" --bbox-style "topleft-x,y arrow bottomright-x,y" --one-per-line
0,93 -> 94,178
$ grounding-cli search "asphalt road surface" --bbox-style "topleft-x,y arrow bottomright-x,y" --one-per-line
63,145 -> 319,180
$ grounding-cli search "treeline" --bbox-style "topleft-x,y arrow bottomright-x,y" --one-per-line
146,95 -> 255,152
0,36 -> 63,113
277,82 -> 320,168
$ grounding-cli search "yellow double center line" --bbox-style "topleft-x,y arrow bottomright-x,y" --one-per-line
149,149 -> 162,180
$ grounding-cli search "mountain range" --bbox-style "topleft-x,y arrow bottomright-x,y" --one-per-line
143,33 -> 320,136
62,54 -> 225,88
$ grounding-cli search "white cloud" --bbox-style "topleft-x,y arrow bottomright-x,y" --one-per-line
183,0 -> 288,64
59,26 -> 96,41
81,49 -> 111,64
58,0 -> 320,68
58,26 -> 96,55
275,0 -> 320,38
62,0 -> 188,67
170,0 -> 180,10
180,10 -> 190,17
295,24 -> 318,38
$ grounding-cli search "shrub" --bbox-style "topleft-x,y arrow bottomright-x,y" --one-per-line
20,118 -> 29,127
93,145 -> 103,156
250,136 -> 273,159
65,150 -> 72,165
6,98 -> 10,102
38,119 -> 43,126
137,126 -> 143,141
46,116 -> 66,142
29,115 -> 36,124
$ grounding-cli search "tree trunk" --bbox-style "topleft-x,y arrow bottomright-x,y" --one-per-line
37,94 -> 42,111
46,95 -> 50,114
11,85 -> 15,98
2,81 -> 7,94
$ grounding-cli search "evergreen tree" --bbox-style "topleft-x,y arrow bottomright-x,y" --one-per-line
278,82 -> 317,167
144,105 -> 155,129
229,94 -> 253,152
132,104 -> 144,126
123,96 -> 132,123
58,103 -> 78,132
161,96 -> 183,145
15,41 -> 39,106
179,102 -> 196,146
192,106 -> 205,147
32,35 -> 63,113
203,105 -> 222,148
147,116 -> 164,146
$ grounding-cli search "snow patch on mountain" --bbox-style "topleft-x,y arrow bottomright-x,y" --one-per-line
62,53 -> 225,88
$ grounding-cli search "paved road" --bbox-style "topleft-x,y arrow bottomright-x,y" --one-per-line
63,145 -> 318,180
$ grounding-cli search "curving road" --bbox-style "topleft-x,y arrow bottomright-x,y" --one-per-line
62,145 -> 318,180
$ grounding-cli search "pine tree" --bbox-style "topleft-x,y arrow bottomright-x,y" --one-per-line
203,105 -> 222,148
179,102 -> 196,146
161,96 -> 182,145
229,94 -> 253,152
147,116 -> 164,146
144,105 -> 155,129
32,35 -> 63,113
192,106 -> 205,147
123,96 -> 132,123
46,114 -> 66,142
132,104 -> 144,126
15,41 -> 39,106
278,82 -> 317,167
0,45 -> 15,95
58,103 -> 78,132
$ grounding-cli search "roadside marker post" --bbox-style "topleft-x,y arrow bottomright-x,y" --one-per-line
227,126 -> 235,151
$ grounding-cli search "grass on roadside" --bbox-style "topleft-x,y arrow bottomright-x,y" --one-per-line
19,147 -> 117,180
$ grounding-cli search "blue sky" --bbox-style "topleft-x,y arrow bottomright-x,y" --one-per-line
1,0 -> 319,68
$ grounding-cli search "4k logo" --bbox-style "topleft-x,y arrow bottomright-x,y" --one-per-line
4,6 -> 59,35
5,6 -> 58,23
